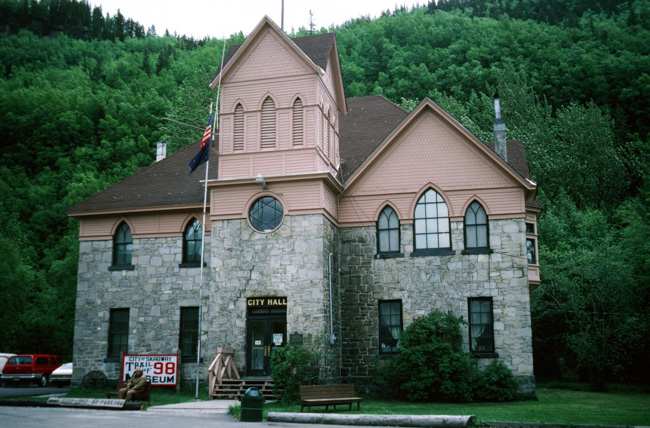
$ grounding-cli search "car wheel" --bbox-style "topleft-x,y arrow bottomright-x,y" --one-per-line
39,374 -> 49,387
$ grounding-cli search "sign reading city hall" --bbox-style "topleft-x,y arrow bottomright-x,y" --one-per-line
247,297 -> 287,307
122,353 -> 178,386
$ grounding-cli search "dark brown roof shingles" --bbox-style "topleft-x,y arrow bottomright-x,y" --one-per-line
67,140 -> 218,214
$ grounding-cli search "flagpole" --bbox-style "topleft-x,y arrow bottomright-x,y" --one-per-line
195,101 -> 212,400
195,38 -> 227,400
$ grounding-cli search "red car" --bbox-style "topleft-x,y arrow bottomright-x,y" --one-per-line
1,354 -> 62,387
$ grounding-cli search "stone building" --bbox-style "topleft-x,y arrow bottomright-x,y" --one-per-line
67,16 -> 540,393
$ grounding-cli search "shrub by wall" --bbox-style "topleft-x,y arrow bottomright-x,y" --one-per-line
375,310 -> 520,402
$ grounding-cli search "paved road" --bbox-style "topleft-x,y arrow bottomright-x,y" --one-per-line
0,384 -> 69,398
0,406 -> 370,428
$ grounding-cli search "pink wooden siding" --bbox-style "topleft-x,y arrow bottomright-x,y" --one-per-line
210,179 -> 331,221
219,149 -> 328,179
339,111 -> 527,225
78,211 -> 209,241
228,30 -> 310,83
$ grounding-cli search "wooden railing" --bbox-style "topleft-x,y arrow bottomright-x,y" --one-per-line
208,347 -> 240,396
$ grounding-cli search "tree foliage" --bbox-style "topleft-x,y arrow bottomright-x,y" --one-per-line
375,311 -> 519,402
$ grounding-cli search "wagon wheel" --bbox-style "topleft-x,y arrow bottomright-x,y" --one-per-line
82,370 -> 107,389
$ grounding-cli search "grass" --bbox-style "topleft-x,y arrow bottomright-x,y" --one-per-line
264,387 -> 650,426
62,385 -> 212,406
9,382 -> 650,426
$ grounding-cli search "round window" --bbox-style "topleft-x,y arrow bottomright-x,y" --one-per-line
249,196 -> 284,232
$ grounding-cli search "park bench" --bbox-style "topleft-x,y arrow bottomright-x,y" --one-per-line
300,384 -> 362,412
106,379 -> 151,405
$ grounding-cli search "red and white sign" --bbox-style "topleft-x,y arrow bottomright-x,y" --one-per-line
122,353 -> 178,386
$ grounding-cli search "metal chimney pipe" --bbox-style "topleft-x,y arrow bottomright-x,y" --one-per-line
156,141 -> 167,162
493,95 -> 507,162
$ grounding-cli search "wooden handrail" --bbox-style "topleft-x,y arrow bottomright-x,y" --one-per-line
208,347 -> 240,395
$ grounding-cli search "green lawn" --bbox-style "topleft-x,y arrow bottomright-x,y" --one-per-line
265,388 -> 650,426
21,384 -> 650,426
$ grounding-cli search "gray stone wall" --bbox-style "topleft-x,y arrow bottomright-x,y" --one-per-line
206,214 -> 341,382
339,219 -> 534,391
74,235 -> 211,383
73,214 -> 533,393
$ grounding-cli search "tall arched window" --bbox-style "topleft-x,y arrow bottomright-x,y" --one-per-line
413,189 -> 451,253
233,103 -> 244,151
377,206 -> 400,254
113,222 -> 132,267
292,98 -> 303,146
464,201 -> 489,252
183,218 -> 202,264
260,96 -> 276,149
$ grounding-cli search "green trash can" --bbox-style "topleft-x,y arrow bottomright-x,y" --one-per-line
240,387 -> 265,422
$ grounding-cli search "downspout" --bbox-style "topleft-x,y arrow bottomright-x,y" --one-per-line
328,253 -> 335,345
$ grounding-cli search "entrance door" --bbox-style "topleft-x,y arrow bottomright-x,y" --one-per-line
247,314 -> 286,376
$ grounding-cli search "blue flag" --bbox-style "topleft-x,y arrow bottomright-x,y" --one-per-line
189,113 -> 212,174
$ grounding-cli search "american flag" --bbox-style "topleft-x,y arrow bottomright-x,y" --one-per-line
201,114 -> 212,149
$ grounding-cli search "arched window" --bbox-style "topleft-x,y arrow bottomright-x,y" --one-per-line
233,103 -> 244,151
183,218 -> 202,264
413,189 -> 451,252
260,97 -> 276,149
113,222 -> 132,266
377,206 -> 400,254
292,98 -> 303,146
464,201 -> 489,252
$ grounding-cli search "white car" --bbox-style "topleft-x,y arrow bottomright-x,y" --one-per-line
0,354 -> 16,373
50,362 -> 73,387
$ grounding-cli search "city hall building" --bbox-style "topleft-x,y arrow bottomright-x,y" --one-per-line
68,16 -> 540,393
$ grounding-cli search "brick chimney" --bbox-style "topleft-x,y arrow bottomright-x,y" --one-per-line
156,141 -> 167,162
493,94 -> 507,162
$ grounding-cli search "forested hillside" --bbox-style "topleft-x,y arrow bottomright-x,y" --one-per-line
1,0 -> 648,388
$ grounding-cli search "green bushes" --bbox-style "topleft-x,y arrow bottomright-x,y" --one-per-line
375,310 -> 520,402
270,343 -> 320,404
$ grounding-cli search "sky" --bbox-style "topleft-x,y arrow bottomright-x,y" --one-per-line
91,0 -> 425,40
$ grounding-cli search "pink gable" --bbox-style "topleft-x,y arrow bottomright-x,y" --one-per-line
339,102 -> 531,225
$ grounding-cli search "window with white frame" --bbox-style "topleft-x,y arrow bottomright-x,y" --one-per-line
413,189 -> 451,253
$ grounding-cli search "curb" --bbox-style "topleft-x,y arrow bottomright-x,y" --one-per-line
268,412 -> 475,427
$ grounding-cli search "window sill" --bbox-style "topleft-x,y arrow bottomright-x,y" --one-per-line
378,352 -> 398,359
410,249 -> 455,257
109,264 -> 134,271
103,357 -> 122,363
471,352 -> 498,359
375,253 -> 404,259
461,248 -> 493,255
179,262 -> 206,269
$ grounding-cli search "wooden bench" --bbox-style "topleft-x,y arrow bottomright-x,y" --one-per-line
106,379 -> 151,405
300,384 -> 362,412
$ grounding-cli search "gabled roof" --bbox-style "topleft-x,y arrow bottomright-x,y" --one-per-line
67,140 -> 218,215
342,97 -> 538,194
338,96 -> 408,181
210,16 -> 347,114
68,96 -> 539,216
216,32 -> 337,79
211,16 -> 327,85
